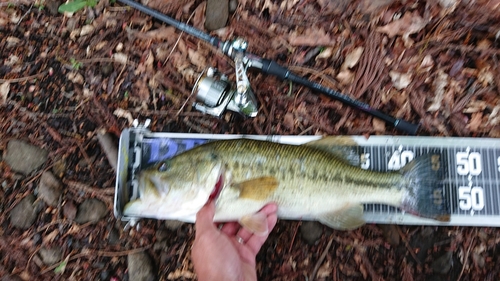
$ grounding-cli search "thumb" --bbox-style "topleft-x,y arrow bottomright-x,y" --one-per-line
195,201 -> 216,233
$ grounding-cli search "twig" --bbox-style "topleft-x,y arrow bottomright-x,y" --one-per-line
288,222 -> 301,254
396,225 -> 421,266
457,229 -> 477,281
357,246 -> 383,281
96,129 -> 118,172
0,71 -> 48,83
309,237 -> 334,280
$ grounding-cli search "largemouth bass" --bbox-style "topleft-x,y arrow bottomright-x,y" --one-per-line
124,138 -> 450,234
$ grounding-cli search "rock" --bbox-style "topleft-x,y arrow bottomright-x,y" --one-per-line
38,246 -> 63,266
63,200 -> 77,220
9,194 -> 38,229
300,221 -> 323,245
44,0 -> 62,16
431,251 -> 453,274
74,199 -> 107,224
127,252 -> 156,281
4,140 -> 48,174
379,224 -> 400,246
38,171 -> 62,206
205,0 -> 228,31
164,220 -> 184,231
107,227 -> 120,245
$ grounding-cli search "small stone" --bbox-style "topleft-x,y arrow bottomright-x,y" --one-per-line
155,230 -> 169,241
63,200 -> 77,220
164,220 -> 184,231
101,63 -> 113,77
4,140 -> 48,174
38,171 -> 62,206
74,199 -> 107,224
127,252 -> 156,281
107,227 -> 120,245
431,251 -> 453,274
205,0 -> 228,31
9,194 -> 38,229
379,224 -> 400,246
300,221 -> 323,245
38,246 -> 63,266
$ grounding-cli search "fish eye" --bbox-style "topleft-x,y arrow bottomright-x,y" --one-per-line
157,161 -> 171,172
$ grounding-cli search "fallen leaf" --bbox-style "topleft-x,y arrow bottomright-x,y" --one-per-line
67,72 -> 84,84
376,11 -> 427,46
477,66 -> 494,87
316,47 -> 334,60
112,53 -> 128,65
467,112 -> 483,132
142,26 -> 176,41
336,69 -> 355,85
341,47 -> 364,70
487,105 -> 500,126
113,108 -> 134,125
389,71 -> 412,90
80,24 -> 94,36
427,71 -> 448,112
288,28 -> 336,46
373,117 -> 386,133
0,82 -> 10,105
188,49 -> 207,69
419,55 -> 434,72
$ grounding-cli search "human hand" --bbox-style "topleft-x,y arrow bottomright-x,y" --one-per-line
192,201 -> 278,281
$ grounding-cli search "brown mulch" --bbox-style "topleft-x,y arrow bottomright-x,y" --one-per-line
1,0 -> 499,280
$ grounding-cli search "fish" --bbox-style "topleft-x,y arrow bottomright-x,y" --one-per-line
123,138 -> 450,234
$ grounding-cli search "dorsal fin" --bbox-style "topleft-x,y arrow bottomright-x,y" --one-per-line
304,137 -> 361,167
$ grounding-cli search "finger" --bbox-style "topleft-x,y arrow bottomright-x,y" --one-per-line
245,212 -> 278,254
259,202 -> 278,215
195,201 -> 216,235
220,221 -> 240,236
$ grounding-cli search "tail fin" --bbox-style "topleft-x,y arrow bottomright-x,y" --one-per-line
400,153 -> 450,222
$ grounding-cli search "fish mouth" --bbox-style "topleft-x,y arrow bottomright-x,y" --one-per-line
209,169 -> 225,200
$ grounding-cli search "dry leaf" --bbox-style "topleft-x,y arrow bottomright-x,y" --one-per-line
427,71 -> 448,112
143,26 -> 176,41
376,11 -> 427,46
373,117 -> 386,133
112,52 -> 128,65
80,24 -> 94,36
188,49 -> 207,69
288,28 -> 336,46
477,66 -> 494,87
467,112 -> 483,132
389,71 -> 412,90
113,108 -> 134,125
487,105 -> 500,126
316,47 -> 334,60
341,47 -> 364,70
0,82 -> 10,105
336,69 -> 354,85
419,55 -> 434,72
67,72 -> 84,84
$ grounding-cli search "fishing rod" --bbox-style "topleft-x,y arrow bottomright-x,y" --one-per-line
117,0 -> 420,135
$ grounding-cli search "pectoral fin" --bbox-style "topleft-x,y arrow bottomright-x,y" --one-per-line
318,204 -> 365,230
234,176 -> 278,200
239,213 -> 269,236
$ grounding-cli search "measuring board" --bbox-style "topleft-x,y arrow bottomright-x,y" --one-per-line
114,128 -> 500,227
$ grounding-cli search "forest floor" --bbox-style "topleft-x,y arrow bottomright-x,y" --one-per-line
1,0 -> 500,280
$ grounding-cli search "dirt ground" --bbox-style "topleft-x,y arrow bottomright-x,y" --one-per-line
1,0 -> 500,280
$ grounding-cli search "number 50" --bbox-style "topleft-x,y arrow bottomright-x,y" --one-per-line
456,152 -> 482,176
458,186 -> 484,211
